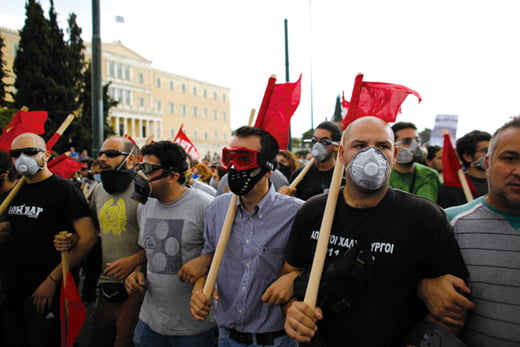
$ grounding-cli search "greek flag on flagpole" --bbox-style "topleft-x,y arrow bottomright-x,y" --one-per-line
115,15 -> 125,23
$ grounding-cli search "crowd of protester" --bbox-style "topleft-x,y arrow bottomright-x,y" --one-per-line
0,114 -> 519,347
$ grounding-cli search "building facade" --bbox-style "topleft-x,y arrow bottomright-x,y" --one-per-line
1,27 -> 231,158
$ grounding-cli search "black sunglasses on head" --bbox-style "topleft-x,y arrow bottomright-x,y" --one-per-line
9,147 -> 45,158
98,149 -> 130,158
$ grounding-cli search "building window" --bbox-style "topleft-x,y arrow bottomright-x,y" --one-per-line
203,109 -> 208,119
223,133 -> 227,141
156,101 -> 162,111
182,83 -> 186,93
192,86 -> 197,96
193,107 -> 198,118
142,125 -> 146,138
156,77 -> 161,88
117,63 -> 122,78
124,65 -> 130,80
222,93 -> 227,102
138,97 -> 145,107
213,91 -> 217,100
117,89 -> 123,102
124,90 -> 131,105
204,131 -> 208,140
169,80 -> 174,90
119,119 -> 125,136
193,130 -> 198,139
138,72 -> 144,84
214,130 -> 218,140
213,110 -> 218,120
181,105 -> 187,116
11,42 -> 19,54
203,88 -> 208,97
222,112 -> 227,121
108,61 -> 115,77
170,128 -> 175,138
169,103 -> 175,114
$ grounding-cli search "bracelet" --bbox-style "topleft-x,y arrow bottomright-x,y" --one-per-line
48,274 -> 58,284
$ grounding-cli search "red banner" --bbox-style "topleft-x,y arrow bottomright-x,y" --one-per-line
0,110 -> 48,152
173,125 -> 201,160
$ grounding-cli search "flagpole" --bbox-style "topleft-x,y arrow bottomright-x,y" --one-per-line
284,18 -> 293,151
60,231 -> 70,347
289,157 -> 315,189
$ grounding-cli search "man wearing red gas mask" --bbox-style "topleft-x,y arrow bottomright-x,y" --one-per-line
190,126 -> 304,347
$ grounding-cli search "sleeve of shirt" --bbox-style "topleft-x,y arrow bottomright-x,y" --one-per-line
415,171 -> 441,202
202,199 -> 219,255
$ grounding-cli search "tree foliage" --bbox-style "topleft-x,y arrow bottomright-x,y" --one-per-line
0,35 -> 8,107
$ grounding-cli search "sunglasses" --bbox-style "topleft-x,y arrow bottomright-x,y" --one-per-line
98,149 -> 131,158
222,147 -> 261,171
311,137 -> 338,146
138,162 -> 172,175
9,147 -> 45,158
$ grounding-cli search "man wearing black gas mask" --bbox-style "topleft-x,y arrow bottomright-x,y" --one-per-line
389,121 -> 441,202
279,121 -> 344,200
283,117 -> 469,347
437,130 -> 491,208
190,126 -> 304,347
125,141 -> 216,345
87,136 -> 146,347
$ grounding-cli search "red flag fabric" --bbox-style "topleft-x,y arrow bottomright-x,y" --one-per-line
342,74 -> 421,129
60,271 -> 86,347
48,154 -> 83,179
124,134 -> 137,145
254,74 -> 302,150
442,133 -> 478,193
0,110 -> 48,151
173,125 -> 201,160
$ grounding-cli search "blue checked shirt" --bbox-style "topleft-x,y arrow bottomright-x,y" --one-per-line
202,184 -> 304,333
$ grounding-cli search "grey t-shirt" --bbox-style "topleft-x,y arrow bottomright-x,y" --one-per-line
90,183 -> 142,285
137,188 -> 215,335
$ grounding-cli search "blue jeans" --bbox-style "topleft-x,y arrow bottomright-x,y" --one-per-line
133,319 -> 216,347
218,327 -> 297,347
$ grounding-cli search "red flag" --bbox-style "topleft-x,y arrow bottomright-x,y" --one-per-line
48,154 -> 83,179
60,271 -> 86,347
442,133 -> 478,193
0,110 -> 48,152
254,74 -> 302,149
342,74 -> 421,129
124,134 -> 137,145
173,125 -> 201,160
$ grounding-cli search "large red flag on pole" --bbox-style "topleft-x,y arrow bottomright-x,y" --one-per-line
442,132 -> 476,201
48,153 -> 83,179
254,74 -> 302,149
0,110 -> 48,151
342,74 -> 421,129
173,125 -> 201,160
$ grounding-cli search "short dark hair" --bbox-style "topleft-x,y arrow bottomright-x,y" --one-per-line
456,130 -> 491,167
316,121 -> 342,141
233,126 -> 279,166
391,122 -> 417,141
488,116 -> 520,160
426,145 -> 441,161
140,141 -> 188,184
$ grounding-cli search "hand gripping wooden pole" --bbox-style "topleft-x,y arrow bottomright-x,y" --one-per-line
303,149 -> 345,307
202,108 -> 256,298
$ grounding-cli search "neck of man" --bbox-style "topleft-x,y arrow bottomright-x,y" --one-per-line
315,155 -> 336,172
239,177 -> 269,213
343,182 -> 388,209
465,166 -> 486,179
393,162 -> 415,174
160,182 -> 188,203
26,168 -> 53,184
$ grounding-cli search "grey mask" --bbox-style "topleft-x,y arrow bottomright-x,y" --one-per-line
14,153 -> 43,177
348,147 -> 389,191
311,143 -> 330,162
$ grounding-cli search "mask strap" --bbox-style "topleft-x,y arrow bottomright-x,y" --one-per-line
117,146 -> 134,170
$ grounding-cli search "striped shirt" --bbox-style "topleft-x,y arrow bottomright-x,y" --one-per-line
202,185 -> 303,333
446,197 -> 520,346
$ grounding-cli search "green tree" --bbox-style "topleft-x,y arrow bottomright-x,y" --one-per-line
64,62 -> 116,155
419,128 -> 431,145
0,35 -> 8,107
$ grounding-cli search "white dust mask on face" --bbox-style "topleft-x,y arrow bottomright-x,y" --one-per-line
347,147 -> 389,191
14,153 -> 43,177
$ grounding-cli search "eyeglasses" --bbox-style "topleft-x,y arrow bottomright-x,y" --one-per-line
397,137 -> 420,146
138,162 -> 172,175
9,147 -> 45,158
311,137 -> 338,146
98,149 -> 130,158
221,147 -> 260,170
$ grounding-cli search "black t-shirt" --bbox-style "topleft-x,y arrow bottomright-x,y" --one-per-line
2,175 -> 92,299
437,174 -> 488,208
286,188 -> 468,347
290,164 -> 345,201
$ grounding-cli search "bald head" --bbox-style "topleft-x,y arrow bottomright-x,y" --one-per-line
11,133 -> 47,150
343,116 -> 393,145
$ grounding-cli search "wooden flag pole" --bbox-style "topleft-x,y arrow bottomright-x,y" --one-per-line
303,150 -> 344,307
60,231 -> 70,346
457,169 -> 474,202
202,108 -> 257,298
289,158 -> 315,189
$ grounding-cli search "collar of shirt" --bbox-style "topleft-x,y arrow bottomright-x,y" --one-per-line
236,184 -> 276,219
